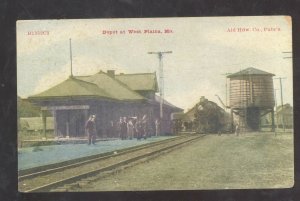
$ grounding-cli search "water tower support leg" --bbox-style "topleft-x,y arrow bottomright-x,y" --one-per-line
230,109 -> 234,133
271,109 -> 275,132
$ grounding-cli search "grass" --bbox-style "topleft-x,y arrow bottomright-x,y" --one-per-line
83,132 -> 294,191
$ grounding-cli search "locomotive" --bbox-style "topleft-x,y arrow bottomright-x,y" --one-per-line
176,97 -> 232,134
194,97 -> 232,133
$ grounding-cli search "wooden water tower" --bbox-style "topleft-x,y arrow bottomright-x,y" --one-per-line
227,67 -> 275,132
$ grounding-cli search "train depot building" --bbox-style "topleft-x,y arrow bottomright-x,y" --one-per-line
28,70 -> 183,138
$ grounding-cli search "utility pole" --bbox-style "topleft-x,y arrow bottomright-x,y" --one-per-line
274,77 -> 286,132
69,38 -> 73,77
148,51 -> 172,119
274,88 -> 279,130
221,73 -> 232,107
283,51 -> 292,59
278,51 -> 292,132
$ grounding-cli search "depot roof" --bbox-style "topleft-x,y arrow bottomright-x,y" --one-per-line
75,72 -> 145,101
29,76 -> 112,100
115,72 -> 159,92
28,71 -> 159,101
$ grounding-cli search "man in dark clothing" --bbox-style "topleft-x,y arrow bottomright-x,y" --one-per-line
135,119 -> 143,140
116,117 -> 122,138
120,117 -> 128,140
85,115 -> 96,145
141,115 -> 148,139
155,119 -> 160,137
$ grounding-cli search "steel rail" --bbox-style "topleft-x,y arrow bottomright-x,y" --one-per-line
19,135 -> 189,180
22,135 -> 204,192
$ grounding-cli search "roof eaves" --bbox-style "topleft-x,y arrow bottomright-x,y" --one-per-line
28,95 -> 119,101
115,72 -> 156,76
121,98 -> 146,102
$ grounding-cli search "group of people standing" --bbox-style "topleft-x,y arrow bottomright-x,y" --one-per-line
117,115 -> 160,140
85,114 -> 161,144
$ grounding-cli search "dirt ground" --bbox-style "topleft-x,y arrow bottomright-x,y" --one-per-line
81,132 -> 294,191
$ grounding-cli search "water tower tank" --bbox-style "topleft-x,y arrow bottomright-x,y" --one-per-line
227,67 -> 275,131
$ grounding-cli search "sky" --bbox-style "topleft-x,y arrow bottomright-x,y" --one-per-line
17,16 -> 293,111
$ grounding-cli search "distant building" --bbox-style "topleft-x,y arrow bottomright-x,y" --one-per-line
261,104 -> 293,129
276,104 -> 293,128
28,70 -> 183,137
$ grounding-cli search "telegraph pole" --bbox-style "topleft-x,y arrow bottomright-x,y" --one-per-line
148,51 -> 172,119
69,38 -> 73,77
278,51 -> 292,132
274,88 -> 279,130
274,77 -> 286,132
221,73 -> 232,107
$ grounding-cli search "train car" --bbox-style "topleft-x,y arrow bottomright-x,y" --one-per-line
170,112 -> 184,134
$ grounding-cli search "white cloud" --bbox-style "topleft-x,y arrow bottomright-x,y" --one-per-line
33,64 -> 69,95
32,55 -> 130,95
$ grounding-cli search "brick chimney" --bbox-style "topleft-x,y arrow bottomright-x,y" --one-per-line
107,70 -> 115,78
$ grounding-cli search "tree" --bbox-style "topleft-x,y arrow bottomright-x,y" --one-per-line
17,96 -> 51,117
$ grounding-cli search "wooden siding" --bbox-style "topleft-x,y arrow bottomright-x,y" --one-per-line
229,75 -> 275,109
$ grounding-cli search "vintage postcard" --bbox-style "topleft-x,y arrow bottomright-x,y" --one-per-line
17,16 -> 293,192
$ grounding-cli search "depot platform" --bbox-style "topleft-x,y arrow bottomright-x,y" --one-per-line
18,136 -> 175,171
19,137 -> 117,148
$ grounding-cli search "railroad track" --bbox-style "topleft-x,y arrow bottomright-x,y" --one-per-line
19,135 -> 189,177
19,134 -> 204,192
